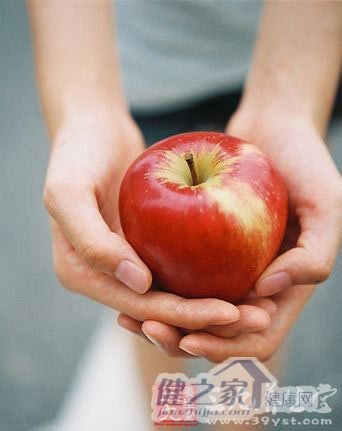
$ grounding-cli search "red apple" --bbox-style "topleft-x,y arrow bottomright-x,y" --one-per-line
119,132 -> 288,303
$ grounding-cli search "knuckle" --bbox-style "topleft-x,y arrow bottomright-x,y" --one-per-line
312,258 -> 332,283
53,259 -> 80,294
43,181 -> 70,215
79,242 -> 105,269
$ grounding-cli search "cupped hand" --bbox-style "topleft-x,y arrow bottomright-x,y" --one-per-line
44,111 -> 152,292
118,113 -> 341,361
227,113 -> 342,297
44,110 -> 245,333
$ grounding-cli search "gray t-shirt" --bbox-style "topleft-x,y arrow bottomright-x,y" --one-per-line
116,0 -> 262,114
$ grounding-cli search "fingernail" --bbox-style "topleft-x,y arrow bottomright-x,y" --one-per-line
179,344 -> 200,357
257,271 -> 291,296
141,329 -> 165,349
114,260 -> 149,294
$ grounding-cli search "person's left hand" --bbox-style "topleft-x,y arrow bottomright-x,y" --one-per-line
118,111 -> 341,361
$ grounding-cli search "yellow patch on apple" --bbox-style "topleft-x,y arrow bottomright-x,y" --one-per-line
207,182 -> 271,243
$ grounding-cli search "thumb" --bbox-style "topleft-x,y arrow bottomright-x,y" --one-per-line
44,182 -> 152,294
255,210 -> 341,296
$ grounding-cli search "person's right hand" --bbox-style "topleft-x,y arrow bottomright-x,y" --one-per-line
44,109 -> 260,336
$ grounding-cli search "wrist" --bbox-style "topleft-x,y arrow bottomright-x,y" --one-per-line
234,77 -> 331,138
227,104 -> 319,144
50,98 -> 131,145
43,84 -> 128,140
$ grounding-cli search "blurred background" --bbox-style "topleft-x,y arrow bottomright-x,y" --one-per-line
0,2 -> 341,431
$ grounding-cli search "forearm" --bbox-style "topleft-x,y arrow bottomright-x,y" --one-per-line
237,0 -> 342,135
27,0 -> 126,138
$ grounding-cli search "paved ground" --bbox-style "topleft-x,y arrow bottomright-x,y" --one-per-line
0,2 -> 341,431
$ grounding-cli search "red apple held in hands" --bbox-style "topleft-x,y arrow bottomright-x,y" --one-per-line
119,132 -> 288,303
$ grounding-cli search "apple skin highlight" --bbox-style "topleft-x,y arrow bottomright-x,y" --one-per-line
119,132 -> 288,303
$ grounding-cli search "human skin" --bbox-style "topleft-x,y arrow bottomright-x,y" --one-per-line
118,0 -> 342,361
27,0 -> 342,366
27,0 -> 275,347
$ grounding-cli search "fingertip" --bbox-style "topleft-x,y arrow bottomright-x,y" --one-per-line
179,336 -> 201,357
141,320 -> 184,353
171,297 -> 240,330
216,302 -> 241,325
114,259 -> 151,294
178,344 -> 201,357
255,271 -> 291,296
241,297 -> 278,316
199,299 -> 240,326
242,311 -> 271,333
117,313 -> 145,338
246,289 -> 258,298
261,298 -> 278,316
141,326 -> 166,349
117,313 -> 127,327
179,333 -> 212,358
236,305 -> 271,332
141,320 -> 159,335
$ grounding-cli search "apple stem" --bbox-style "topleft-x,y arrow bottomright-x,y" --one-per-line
184,152 -> 199,186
